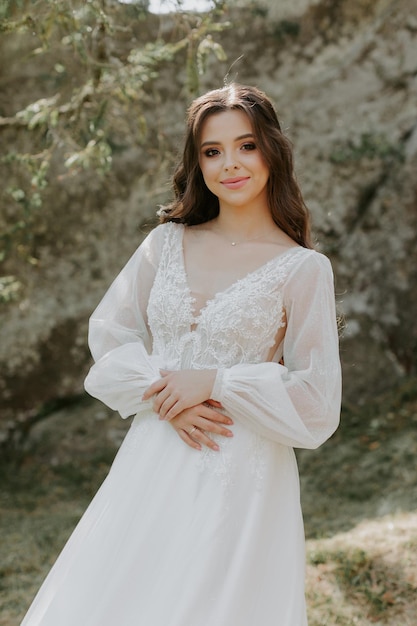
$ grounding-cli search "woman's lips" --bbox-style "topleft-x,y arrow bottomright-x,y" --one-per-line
220,177 -> 250,189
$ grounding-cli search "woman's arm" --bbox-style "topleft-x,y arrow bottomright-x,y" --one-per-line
211,253 -> 342,449
84,226 -> 164,418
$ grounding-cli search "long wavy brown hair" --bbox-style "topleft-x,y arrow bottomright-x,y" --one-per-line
159,83 -> 312,248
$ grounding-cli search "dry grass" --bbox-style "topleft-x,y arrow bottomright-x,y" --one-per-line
1,390 -> 416,625
306,512 -> 417,625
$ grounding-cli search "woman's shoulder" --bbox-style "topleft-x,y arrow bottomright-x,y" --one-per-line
142,221 -> 183,246
138,221 -> 183,263
291,246 -> 332,269
284,247 -> 334,288
153,220 -> 184,238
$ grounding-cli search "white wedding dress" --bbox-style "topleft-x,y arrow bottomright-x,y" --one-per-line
21,222 -> 341,626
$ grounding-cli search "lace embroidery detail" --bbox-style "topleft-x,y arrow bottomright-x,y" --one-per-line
147,223 -> 196,368
247,433 -> 269,491
147,223 -> 309,369
195,435 -> 236,497
146,223 -> 312,487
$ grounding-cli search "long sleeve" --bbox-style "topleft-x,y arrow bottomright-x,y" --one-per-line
84,225 -> 165,418
211,253 -> 341,449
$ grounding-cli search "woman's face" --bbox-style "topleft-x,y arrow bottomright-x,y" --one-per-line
198,109 -> 270,213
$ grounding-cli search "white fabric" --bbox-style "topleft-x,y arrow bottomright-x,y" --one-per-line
21,222 -> 341,626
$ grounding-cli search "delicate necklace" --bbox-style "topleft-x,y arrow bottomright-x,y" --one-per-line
223,231 -> 271,246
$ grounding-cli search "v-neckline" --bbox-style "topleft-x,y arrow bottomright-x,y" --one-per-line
177,223 -> 303,330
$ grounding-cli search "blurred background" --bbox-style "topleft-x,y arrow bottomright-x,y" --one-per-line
0,0 -> 416,624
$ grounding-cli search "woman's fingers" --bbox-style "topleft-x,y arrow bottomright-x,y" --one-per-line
179,415 -> 233,451
198,416 -> 234,439
205,399 -> 223,409
142,377 -> 167,401
199,405 -> 233,426
154,390 -> 178,418
188,427 -> 220,452
168,404 -> 234,451
177,429 -> 201,451
162,399 -> 185,421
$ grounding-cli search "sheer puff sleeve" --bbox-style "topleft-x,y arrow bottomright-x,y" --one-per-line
211,252 -> 342,449
84,225 -> 165,418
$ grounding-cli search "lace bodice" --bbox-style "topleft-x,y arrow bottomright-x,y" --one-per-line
85,221 -> 341,450
147,223 -> 308,370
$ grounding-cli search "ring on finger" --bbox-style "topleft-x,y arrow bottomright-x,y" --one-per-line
189,426 -> 199,436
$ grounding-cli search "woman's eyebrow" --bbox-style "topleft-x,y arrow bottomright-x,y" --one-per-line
200,133 -> 254,149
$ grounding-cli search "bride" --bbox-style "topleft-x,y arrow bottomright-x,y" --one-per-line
21,83 -> 341,626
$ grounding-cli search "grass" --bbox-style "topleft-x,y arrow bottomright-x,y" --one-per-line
306,513 -> 417,625
0,389 -> 416,625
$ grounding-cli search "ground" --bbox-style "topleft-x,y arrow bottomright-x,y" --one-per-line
0,383 -> 416,625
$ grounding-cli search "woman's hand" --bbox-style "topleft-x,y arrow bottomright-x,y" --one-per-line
168,401 -> 234,451
143,369 -> 217,421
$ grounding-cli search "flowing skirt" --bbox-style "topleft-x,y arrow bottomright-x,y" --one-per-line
21,411 -> 307,626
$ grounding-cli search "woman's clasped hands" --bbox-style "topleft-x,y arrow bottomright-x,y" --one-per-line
142,369 -> 233,451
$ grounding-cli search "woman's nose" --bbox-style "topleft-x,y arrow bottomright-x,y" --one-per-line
224,155 -> 239,170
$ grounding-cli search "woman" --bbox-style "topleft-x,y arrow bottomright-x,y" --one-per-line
21,84 -> 341,626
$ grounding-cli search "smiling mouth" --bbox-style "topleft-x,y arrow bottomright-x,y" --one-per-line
221,177 -> 250,189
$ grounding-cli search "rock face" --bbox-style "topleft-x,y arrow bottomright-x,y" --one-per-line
0,0 -> 416,429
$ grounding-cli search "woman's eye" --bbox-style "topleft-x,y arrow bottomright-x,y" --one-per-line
204,148 -> 220,157
241,142 -> 256,151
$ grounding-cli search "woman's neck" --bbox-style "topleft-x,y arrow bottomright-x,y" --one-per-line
211,211 -> 278,240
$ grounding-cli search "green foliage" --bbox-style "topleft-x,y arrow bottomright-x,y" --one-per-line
271,19 -> 300,41
0,275 -> 22,303
0,0 -> 229,272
